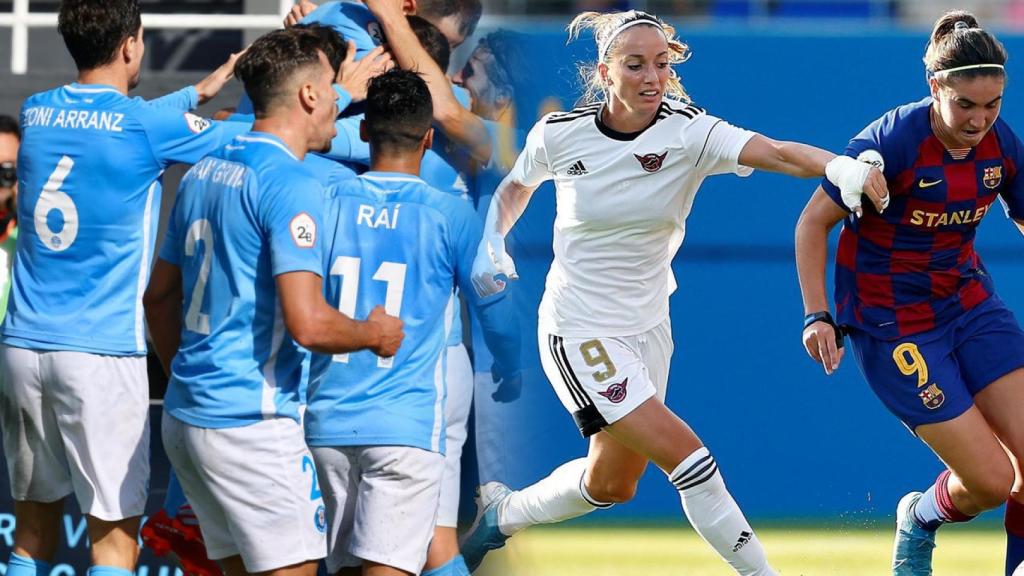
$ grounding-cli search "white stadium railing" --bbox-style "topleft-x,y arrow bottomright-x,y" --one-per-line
0,0 -> 295,75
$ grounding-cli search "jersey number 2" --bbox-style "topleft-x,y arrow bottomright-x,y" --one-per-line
184,219 -> 213,334
330,256 -> 406,368
34,156 -> 79,252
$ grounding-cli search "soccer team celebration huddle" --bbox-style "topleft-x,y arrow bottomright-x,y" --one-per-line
0,0 -> 1023,574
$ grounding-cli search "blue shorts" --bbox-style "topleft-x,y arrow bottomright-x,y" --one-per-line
848,296 -> 1024,431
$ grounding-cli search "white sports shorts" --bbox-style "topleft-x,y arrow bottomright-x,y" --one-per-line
539,319 -> 672,437
0,345 -> 149,520
311,445 -> 444,574
438,343 -> 472,528
162,413 -> 326,572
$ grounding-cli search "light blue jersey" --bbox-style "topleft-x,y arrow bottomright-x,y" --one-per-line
305,151 -> 360,186
160,132 -> 324,429
147,86 -> 199,111
302,1 -> 382,59
323,120 -> 470,348
306,172 -> 519,453
3,83 -> 245,355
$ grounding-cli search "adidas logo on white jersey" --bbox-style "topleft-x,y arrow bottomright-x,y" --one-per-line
567,160 -> 588,176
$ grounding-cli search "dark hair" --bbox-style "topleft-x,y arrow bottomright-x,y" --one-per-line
478,30 -> 528,101
417,0 -> 482,43
408,16 -> 451,72
924,10 -> 1007,83
235,28 -> 331,117
0,115 -> 19,141
293,22 -> 348,74
58,0 -> 142,71
365,69 -> 433,154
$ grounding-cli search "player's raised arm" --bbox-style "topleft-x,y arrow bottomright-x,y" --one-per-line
737,134 -> 890,217
365,0 -> 494,164
192,48 -> 247,105
276,271 -> 403,357
795,187 -> 849,375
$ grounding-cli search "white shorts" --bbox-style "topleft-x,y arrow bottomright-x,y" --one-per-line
539,319 -> 672,437
162,413 -> 326,572
312,445 -> 444,574
0,345 -> 149,520
438,343 -> 472,528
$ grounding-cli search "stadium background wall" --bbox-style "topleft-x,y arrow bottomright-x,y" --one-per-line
0,26 -> 1021,570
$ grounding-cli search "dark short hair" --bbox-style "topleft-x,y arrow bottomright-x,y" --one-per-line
58,0 -> 142,71
293,22 -> 348,74
479,30 -> 528,100
0,116 -> 19,141
417,0 -> 482,42
408,16 -> 451,72
235,28 -> 331,117
365,69 -> 433,154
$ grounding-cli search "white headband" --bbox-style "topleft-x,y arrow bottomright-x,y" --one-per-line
935,63 -> 1005,75
597,15 -> 665,63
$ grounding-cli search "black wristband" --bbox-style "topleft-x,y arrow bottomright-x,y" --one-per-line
803,311 -> 845,349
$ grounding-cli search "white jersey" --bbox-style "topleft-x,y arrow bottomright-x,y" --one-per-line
509,99 -> 757,337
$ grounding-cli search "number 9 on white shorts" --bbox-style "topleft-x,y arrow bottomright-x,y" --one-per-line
538,319 -> 672,437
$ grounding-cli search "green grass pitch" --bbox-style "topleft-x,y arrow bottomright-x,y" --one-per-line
477,523 -> 1005,575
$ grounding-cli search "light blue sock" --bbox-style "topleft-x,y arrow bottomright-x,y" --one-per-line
86,566 -> 134,576
7,553 -> 51,576
422,555 -> 470,576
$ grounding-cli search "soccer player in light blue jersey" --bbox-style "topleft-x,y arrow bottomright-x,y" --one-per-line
0,2 -> 248,575
306,69 -> 520,576
287,0 -> 482,53
144,29 -> 404,576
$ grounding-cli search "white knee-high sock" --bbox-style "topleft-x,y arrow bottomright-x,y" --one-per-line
670,448 -> 777,576
498,458 -> 613,536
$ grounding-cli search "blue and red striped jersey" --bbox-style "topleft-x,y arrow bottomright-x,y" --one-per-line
822,97 -> 1024,340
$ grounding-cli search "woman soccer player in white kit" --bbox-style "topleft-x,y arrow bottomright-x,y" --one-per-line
462,9 -> 889,575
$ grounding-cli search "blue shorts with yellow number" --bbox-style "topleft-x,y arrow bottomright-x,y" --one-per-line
847,295 -> 1024,431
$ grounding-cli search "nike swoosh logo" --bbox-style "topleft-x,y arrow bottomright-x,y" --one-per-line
918,178 -> 943,188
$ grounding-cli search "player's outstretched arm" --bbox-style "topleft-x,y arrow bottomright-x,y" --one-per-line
144,259 -> 185,377
193,49 -> 247,105
795,187 -> 848,376
471,175 -> 538,297
738,135 -> 889,217
365,0 -> 494,164
276,270 -> 404,357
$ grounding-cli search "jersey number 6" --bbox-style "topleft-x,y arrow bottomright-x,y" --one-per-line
34,156 -> 79,252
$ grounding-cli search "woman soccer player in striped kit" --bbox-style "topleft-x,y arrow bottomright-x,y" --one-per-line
463,8 -> 888,575
797,10 -> 1024,576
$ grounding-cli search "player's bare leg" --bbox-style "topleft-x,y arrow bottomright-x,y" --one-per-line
583,429 -> 654,504
219,555 -> 247,576
915,408 -> 1012,516
895,406 -> 1011,574
260,559 -> 320,576
604,397 -> 775,576
10,499 -> 63,572
87,515 -> 141,569
972,367 -> 1024,574
464,396 -> 774,575
362,561 -> 411,576
424,527 -> 463,574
